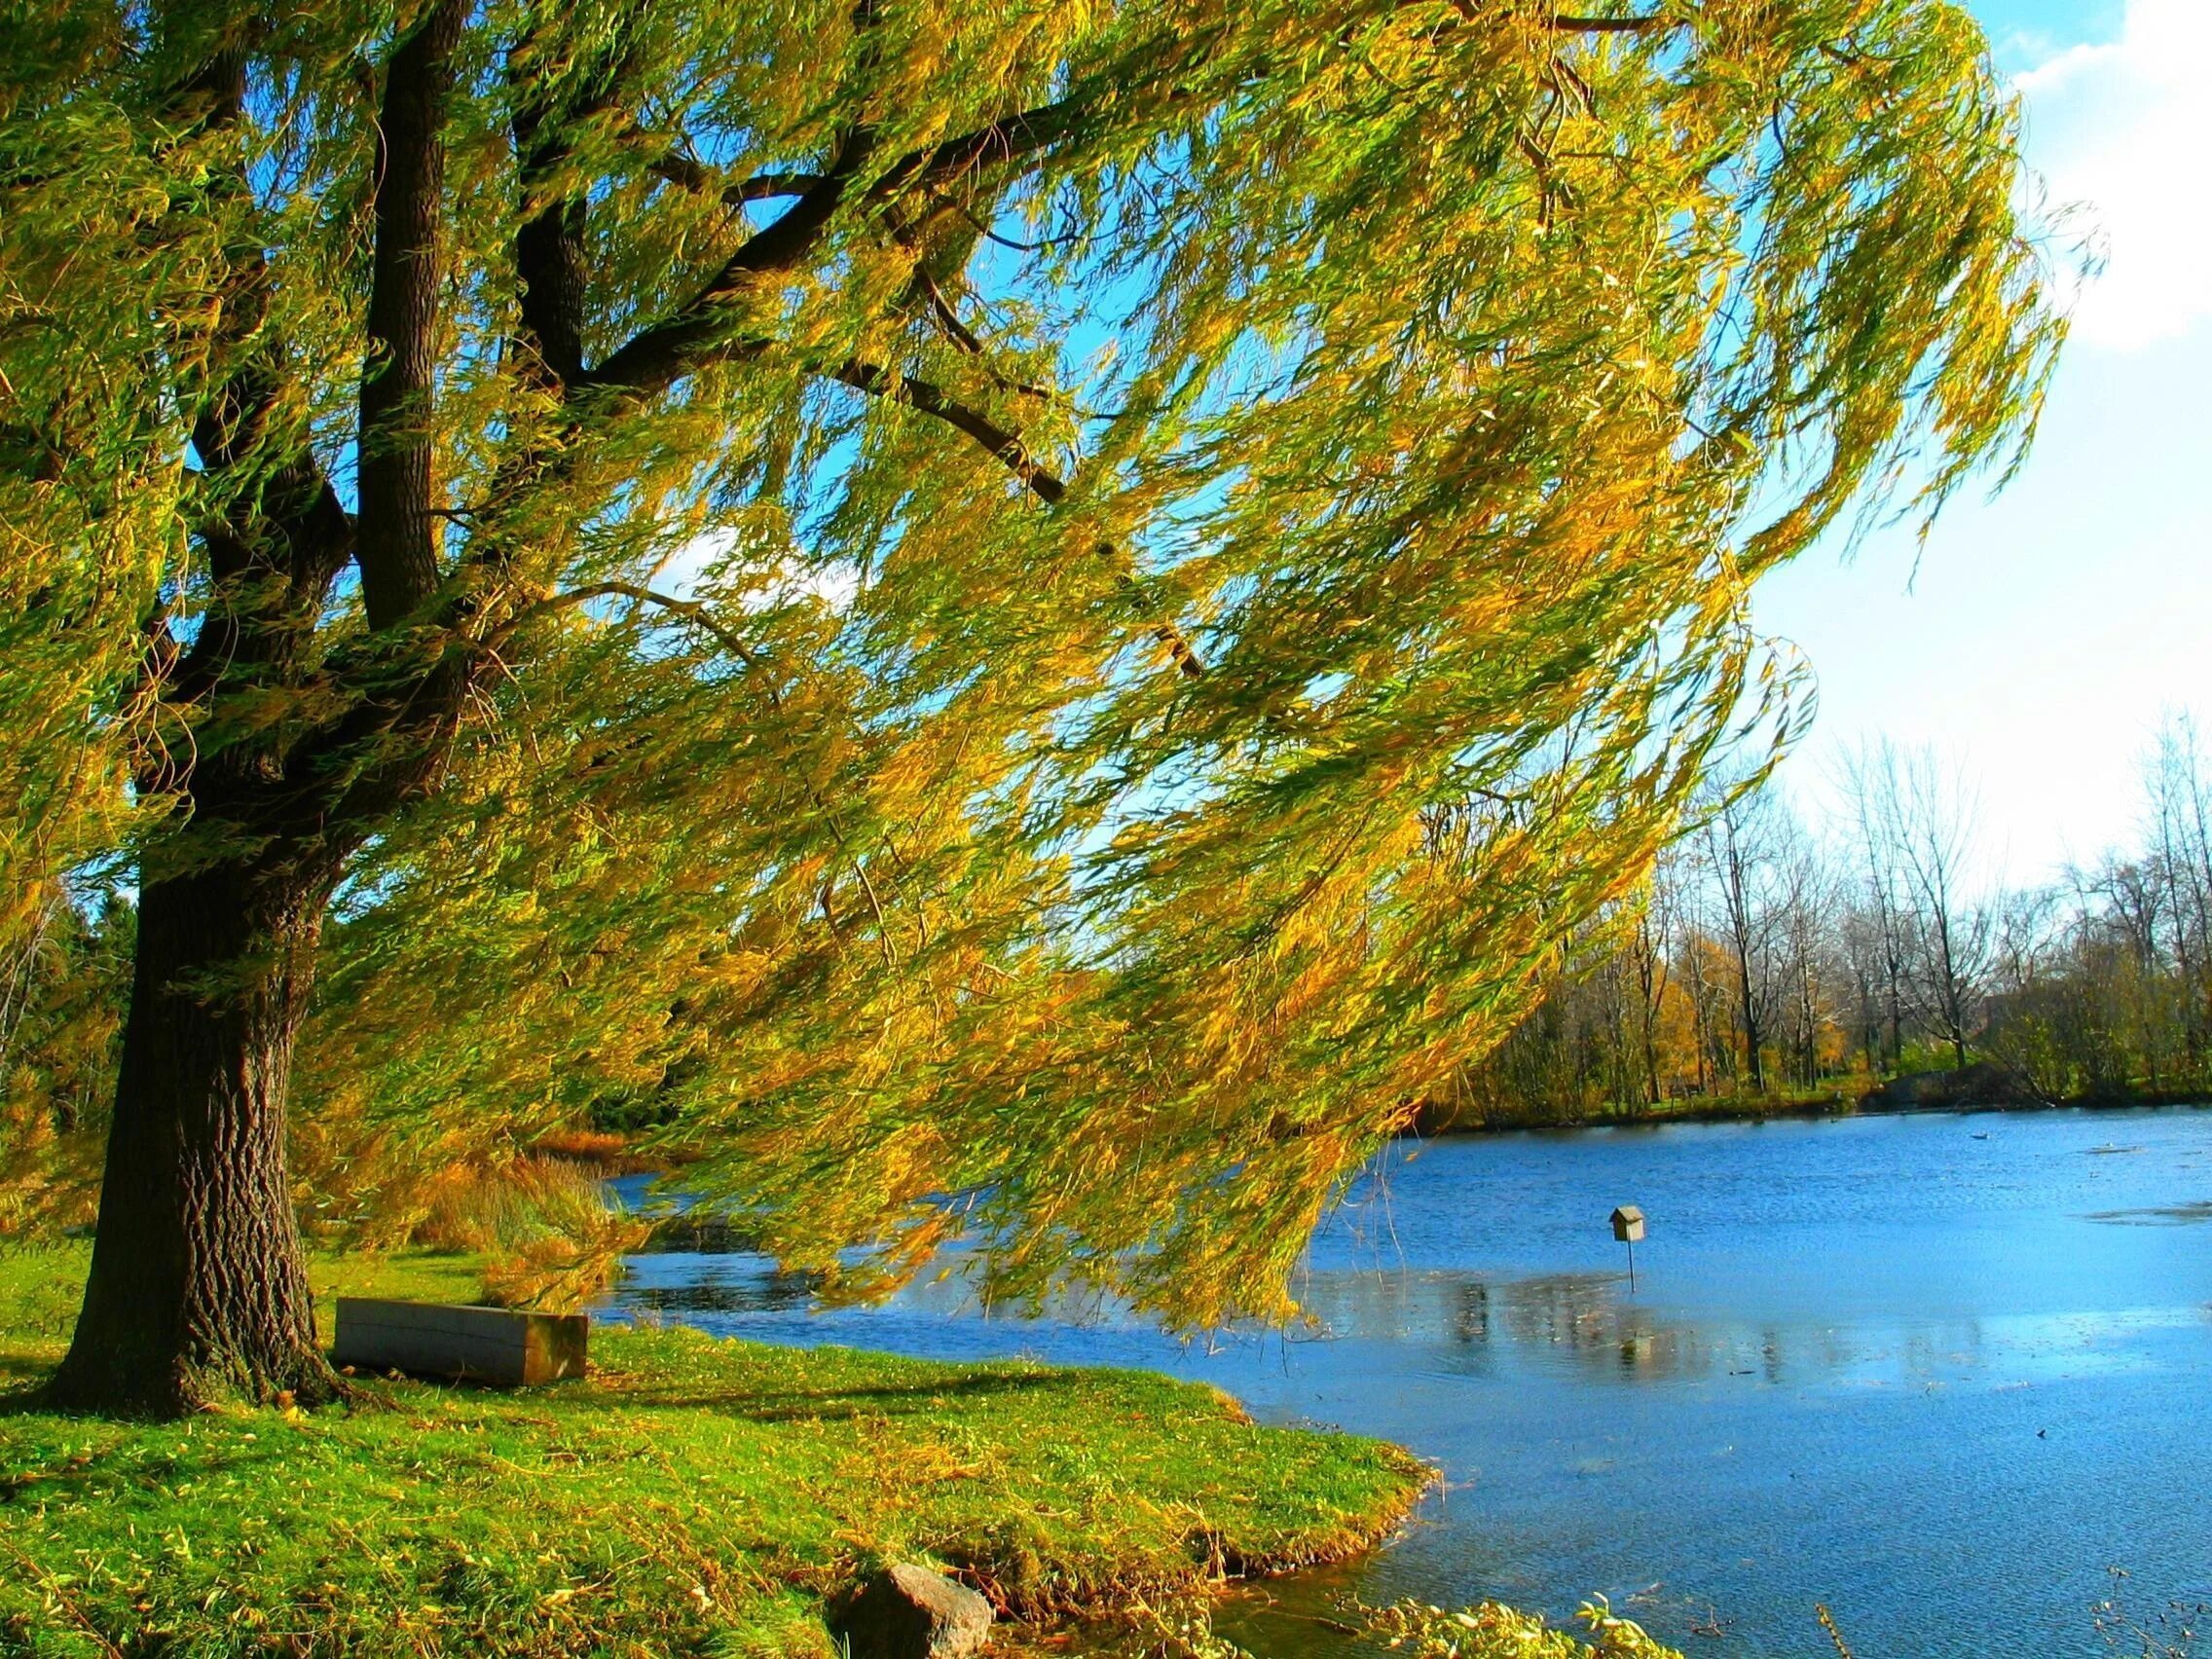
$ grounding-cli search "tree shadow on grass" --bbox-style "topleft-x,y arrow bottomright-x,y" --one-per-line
615,1369 -> 1081,1422
0,1358 -> 60,1414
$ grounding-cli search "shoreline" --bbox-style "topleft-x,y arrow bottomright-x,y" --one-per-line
0,1244 -> 1441,1658
1409,1088 -> 2212,1138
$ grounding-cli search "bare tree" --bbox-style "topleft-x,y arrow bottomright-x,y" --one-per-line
1840,745 -> 1913,1072
1627,852 -> 1684,1104
1844,741 -> 1992,1071
1692,779 -> 1793,1093
2146,713 -> 2212,1066
1772,814 -> 1838,1088
2076,855 -> 2174,1089
1433,716 -> 2212,1119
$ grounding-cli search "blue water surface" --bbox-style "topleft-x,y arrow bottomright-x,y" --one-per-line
601,1107 -> 2212,1658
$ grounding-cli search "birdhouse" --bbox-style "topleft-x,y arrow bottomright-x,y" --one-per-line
1610,1205 -> 1645,1243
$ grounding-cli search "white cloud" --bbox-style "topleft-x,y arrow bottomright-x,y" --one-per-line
657,527 -> 862,614
2014,0 -> 2212,350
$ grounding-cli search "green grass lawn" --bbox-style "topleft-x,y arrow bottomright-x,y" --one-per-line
0,1245 -> 1432,1656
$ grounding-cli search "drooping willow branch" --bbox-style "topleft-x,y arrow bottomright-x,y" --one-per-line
828,359 -> 1208,681
495,580 -> 770,682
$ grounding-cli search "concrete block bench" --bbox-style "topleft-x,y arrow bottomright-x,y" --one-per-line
332,1298 -> 588,1386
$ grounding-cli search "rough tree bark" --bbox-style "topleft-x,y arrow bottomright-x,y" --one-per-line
48,864 -> 335,1414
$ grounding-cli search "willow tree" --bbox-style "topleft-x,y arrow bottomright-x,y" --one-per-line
1,0 -> 2062,1414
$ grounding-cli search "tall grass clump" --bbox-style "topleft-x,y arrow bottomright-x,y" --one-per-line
411,1157 -> 647,1310
1149,1598 -> 1687,1658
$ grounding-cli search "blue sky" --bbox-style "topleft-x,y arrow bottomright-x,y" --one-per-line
1756,0 -> 2211,886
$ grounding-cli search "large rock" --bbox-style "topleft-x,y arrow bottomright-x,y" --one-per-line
830,1564 -> 994,1659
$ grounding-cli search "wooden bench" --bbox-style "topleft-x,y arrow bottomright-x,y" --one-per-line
332,1299 -> 588,1386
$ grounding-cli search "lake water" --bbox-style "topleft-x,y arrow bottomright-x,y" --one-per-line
601,1107 -> 2212,1657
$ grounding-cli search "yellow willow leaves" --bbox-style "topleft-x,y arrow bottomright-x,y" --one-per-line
1,0 -> 2069,1330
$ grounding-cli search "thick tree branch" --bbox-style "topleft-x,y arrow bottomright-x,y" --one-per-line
830,360 -> 1064,500
578,91 -> 1108,400
355,0 -> 465,630
888,92 -> 1104,196
1543,13 -> 1668,31
595,18 -> 1664,407
646,157 -> 828,204
167,472 -> 355,711
511,173 -> 592,390
829,359 -> 1205,680
511,18 -> 645,389
576,142 -> 873,396
164,43 -> 353,704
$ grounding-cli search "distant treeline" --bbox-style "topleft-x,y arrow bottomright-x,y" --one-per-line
1426,717 -> 2212,1129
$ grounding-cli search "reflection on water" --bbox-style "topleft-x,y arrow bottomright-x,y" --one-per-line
2084,1200 -> 2212,1225
601,1108 -> 2212,1658
617,1264 -> 820,1314
1290,1266 -> 2204,1391
1310,1270 -> 1746,1382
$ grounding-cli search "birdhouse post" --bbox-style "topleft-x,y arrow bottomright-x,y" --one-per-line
1610,1205 -> 1645,1290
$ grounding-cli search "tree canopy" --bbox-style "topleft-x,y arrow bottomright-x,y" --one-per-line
0,0 -> 2063,1389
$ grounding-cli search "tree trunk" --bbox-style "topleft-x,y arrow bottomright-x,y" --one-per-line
1884,961 -> 1902,1074
1734,938 -> 1765,1094
47,862 -> 331,1416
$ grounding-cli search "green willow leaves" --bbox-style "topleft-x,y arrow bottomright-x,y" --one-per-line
2,0 -> 2067,1325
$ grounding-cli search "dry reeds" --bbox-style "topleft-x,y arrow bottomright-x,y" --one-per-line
413,1157 -> 648,1311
